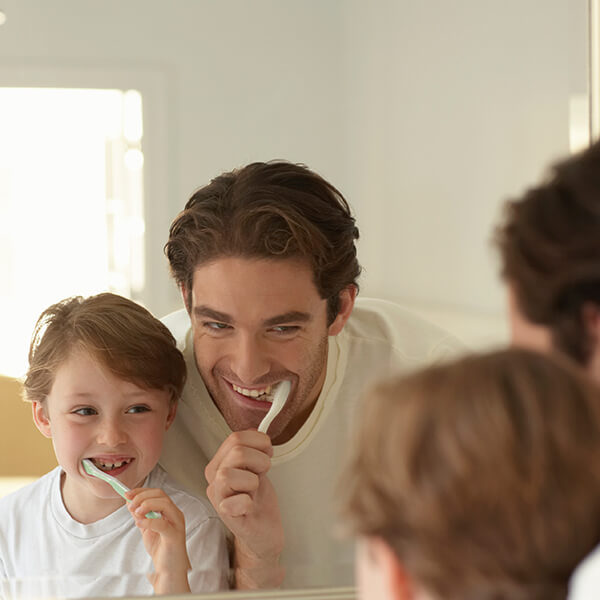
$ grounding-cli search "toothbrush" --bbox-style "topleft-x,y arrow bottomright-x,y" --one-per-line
258,380 -> 291,435
82,459 -> 161,519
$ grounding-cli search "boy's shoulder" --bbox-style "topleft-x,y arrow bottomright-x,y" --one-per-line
146,466 -> 219,532
0,467 -> 60,516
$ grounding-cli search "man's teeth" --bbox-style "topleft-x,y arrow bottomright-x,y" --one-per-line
92,458 -> 131,471
233,384 -> 273,400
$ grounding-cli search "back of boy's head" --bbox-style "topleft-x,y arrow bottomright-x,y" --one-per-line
339,348 -> 600,600
24,293 -> 186,404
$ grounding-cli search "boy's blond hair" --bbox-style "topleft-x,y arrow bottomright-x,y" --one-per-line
339,348 -> 600,600
24,293 -> 186,404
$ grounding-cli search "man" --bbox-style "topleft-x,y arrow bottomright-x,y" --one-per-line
495,139 -> 600,381
159,161 -> 460,588
494,140 -> 600,599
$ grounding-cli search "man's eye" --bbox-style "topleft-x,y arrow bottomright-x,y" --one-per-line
73,407 -> 97,416
270,326 -> 300,335
204,322 -> 231,331
127,405 -> 150,414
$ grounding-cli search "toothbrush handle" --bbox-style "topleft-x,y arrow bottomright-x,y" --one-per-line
111,480 -> 162,519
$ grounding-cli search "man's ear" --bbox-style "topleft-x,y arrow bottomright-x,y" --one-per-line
180,283 -> 191,314
32,402 -> 52,438
582,302 -> 600,380
583,302 -> 600,336
328,285 -> 357,336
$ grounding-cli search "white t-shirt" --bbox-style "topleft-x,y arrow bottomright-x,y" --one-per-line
569,545 -> 600,599
0,465 -> 228,598
160,297 -> 462,588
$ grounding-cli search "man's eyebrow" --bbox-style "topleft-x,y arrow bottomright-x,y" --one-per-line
192,306 -> 312,327
193,306 -> 233,323
263,311 -> 312,327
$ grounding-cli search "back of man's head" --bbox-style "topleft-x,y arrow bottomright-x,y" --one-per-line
495,141 -> 600,365
165,160 -> 361,324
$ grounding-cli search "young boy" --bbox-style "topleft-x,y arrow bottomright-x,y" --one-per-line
339,348 -> 600,600
0,293 -> 228,598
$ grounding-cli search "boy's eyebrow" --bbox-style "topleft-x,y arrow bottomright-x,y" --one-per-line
65,390 -> 149,399
193,306 -> 312,327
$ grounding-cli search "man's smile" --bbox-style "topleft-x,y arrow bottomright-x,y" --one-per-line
231,383 -> 273,401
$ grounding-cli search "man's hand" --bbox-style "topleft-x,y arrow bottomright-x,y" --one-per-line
205,430 -> 285,589
127,487 -> 191,595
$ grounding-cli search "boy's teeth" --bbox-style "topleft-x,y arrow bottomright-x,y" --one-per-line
233,384 -> 273,400
92,458 -> 130,471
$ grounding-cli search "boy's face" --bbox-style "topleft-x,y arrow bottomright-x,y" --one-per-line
33,349 -> 175,522
186,256 -> 355,444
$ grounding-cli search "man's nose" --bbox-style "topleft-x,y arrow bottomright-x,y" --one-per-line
229,333 -> 271,384
96,417 -> 128,446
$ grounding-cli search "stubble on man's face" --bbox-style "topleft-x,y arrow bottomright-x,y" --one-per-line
196,331 -> 329,443
188,256 -> 334,443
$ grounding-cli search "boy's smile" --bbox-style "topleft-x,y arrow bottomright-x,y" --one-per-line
87,456 -> 133,475
33,349 -> 175,524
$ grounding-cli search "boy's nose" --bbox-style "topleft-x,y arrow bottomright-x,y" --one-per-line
96,419 -> 128,446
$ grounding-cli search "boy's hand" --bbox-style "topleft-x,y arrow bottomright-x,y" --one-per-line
126,487 -> 191,594
205,430 -> 285,589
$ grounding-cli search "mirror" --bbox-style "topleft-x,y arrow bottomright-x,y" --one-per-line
0,0 -> 592,597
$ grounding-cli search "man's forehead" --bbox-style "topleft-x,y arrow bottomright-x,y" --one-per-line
191,257 -> 320,295
189,256 -> 327,323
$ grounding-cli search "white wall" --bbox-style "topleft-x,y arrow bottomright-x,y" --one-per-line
341,0 -> 586,348
0,0 -> 588,349
0,0 -> 348,314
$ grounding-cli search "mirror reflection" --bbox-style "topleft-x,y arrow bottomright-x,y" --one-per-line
0,0 -> 591,597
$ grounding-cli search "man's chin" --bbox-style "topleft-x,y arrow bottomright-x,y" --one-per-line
214,400 -> 266,432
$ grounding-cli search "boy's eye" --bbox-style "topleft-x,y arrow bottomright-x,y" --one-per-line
127,405 -> 150,414
73,407 -> 97,416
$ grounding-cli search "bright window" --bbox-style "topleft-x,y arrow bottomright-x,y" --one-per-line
0,88 -> 145,377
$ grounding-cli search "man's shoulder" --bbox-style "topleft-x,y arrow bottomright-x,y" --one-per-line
161,309 -> 191,351
345,297 -> 464,363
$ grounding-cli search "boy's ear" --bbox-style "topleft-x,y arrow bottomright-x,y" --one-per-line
328,285 -> 357,336
368,537 -> 415,600
165,401 -> 178,430
32,402 -> 52,438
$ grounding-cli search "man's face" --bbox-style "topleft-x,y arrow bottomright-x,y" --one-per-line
507,284 -> 553,353
187,256 -> 352,444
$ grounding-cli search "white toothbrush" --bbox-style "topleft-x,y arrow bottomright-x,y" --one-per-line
82,458 -> 161,519
258,380 -> 291,434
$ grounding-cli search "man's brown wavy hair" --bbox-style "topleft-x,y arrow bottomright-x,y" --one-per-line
495,141 -> 600,365
339,348 -> 600,600
165,161 -> 361,324
24,293 -> 186,405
